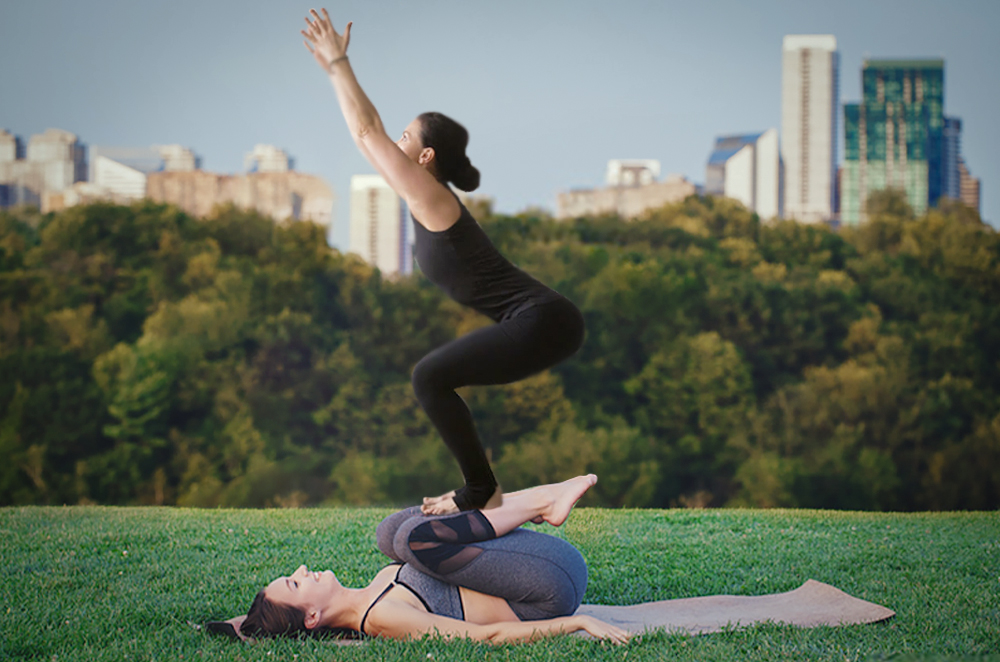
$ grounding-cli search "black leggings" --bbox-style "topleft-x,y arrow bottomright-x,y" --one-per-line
376,507 -> 588,620
411,297 -> 585,510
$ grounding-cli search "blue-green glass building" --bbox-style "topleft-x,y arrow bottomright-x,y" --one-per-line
842,59 -> 944,224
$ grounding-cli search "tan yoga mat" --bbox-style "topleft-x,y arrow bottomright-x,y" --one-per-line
574,579 -> 895,636
208,579 -> 893,641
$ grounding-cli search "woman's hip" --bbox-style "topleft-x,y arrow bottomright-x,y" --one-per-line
502,296 -> 585,357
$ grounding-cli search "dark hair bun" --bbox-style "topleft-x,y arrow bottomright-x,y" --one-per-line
452,158 -> 480,192
417,111 -> 480,192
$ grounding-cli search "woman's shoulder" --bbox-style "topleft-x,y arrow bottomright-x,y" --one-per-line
364,581 -> 434,636
409,185 -> 463,233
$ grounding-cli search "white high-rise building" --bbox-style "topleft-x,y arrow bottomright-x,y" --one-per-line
781,34 -> 839,223
349,174 -> 411,276
705,129 -> 781,219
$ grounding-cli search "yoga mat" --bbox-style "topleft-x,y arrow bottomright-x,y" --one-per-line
206,579 -> 893,641
574,579 -> 895,636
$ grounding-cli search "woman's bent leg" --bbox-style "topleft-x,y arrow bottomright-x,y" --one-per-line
391,511 -> 587,620
412,299 -> 585,511
374,475 -> 594,619
375,506 -> 422,562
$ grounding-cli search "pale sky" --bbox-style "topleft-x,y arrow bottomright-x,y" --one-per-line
2,0 -> 997,248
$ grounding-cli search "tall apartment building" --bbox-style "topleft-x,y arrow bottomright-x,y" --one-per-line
942,117 -> 962,201
349,174 -> 411,276
705,129 -> 781,219
941,116 -> 982,214
781,35 -> 839,223
0,128 -> 86,209
842,59 -> 945,224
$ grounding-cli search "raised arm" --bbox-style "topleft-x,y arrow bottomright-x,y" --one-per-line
301,8 -> 459,230
369,600 -> 630,644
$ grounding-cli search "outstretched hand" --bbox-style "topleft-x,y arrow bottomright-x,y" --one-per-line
575,615 -> 632,645
301,7 -> 352,72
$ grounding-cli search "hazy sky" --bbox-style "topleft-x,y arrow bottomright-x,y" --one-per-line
2,0 -> 997,248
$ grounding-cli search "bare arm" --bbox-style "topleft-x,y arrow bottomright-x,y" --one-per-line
301,9 -> 459,230
368,601 -> 630,644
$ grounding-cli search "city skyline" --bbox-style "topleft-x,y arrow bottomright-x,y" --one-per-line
1,0 -> 997,248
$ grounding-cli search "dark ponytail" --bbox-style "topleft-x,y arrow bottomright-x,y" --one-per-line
418,112 -> 480,192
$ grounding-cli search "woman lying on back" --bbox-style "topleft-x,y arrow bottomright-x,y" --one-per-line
234,475 -> 628,643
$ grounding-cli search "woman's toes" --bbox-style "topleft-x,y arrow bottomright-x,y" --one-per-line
421,497 -> 460,516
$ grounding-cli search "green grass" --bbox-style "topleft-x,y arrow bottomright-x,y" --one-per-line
1,506 -> 998,661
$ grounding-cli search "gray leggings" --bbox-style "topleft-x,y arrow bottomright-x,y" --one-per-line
375,507 -> 588,621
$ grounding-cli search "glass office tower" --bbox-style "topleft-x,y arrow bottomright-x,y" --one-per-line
842,59 -> 944,224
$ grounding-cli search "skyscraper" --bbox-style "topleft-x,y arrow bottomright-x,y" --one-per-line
781,34 -> 839,223
349,174 -> 412,276
705,129 -> 781,219
942,117 -> 962,201
842,59 -> 945,224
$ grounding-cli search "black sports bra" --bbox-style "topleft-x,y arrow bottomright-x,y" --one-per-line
359,577 -> 398,635
359,564 -> 464,634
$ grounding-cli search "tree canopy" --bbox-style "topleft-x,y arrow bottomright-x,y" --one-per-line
1,191 -> 997,510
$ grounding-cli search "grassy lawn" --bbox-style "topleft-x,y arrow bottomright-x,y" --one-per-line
1,506 -> 998,661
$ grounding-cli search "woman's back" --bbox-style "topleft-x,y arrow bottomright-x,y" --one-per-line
412,201 -> 562,323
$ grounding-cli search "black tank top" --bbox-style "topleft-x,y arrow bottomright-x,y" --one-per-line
412,201 -> 562,323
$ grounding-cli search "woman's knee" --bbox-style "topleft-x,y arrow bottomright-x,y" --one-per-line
376,507 -> 422,562
536,553 -> 588,618
411,356 -> 441,401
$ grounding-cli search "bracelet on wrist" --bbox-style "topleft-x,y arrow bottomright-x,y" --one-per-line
328,54 -> 349,69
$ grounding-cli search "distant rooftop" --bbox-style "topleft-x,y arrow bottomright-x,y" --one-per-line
92,147 -> 164,174
782,34 -> 837,51
708,133 -> 764,165
708,147 -> 743,165
864,58 -> 944,69
714,133 -> 765,147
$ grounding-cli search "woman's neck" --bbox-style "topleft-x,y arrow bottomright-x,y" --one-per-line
321,568 -> 395,631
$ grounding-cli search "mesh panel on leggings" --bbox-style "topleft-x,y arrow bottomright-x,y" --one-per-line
407,510 -> 495,575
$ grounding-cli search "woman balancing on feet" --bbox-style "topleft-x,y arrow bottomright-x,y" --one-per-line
301,9 -> 585,515
234,474 -> 627,643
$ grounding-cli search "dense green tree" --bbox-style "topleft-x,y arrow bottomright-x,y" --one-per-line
0,193 -> 996,510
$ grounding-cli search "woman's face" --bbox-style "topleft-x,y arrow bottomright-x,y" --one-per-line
264,564 -> 339,613
397,118 -> 432,166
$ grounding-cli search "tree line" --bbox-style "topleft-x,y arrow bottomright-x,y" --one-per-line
1,191 -> 997,510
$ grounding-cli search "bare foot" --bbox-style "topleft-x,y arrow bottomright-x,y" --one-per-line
421,496 -> 459,516
542,474 -> 597,526
422,490 -> 455,506
421,485 -> 503,516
